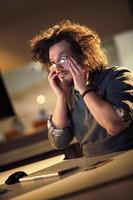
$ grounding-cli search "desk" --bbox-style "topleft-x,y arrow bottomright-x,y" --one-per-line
0,137 -> 81,171
0,150 -> 133,200
0,154 -> 65,185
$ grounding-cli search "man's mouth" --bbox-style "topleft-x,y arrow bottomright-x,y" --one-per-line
57,71 -> 67,76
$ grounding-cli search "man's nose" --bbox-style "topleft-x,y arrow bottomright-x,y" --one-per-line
55,64 -> 63,72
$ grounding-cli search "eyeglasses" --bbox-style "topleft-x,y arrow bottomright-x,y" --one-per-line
49,56 -> 68,68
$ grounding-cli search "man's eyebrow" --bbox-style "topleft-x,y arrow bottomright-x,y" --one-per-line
58,52 -> 67,56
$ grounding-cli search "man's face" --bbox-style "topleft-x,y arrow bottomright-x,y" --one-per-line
49,40 -> 73,85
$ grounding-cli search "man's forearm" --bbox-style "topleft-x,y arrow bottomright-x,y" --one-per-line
83,91 -> 124,135
52,96 -> 68,129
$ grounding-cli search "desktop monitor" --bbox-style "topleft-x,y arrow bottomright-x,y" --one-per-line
0,72 -> 15,121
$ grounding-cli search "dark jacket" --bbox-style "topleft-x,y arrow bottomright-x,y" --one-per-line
48,66 -> 133,157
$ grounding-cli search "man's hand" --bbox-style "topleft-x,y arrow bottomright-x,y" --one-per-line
48,69 -> 68,98
68,56 -> 88,94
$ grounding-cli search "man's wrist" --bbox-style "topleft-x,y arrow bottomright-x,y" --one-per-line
78,87 -> 86,95
57,94 -> 67,100
81,88 -> 94,99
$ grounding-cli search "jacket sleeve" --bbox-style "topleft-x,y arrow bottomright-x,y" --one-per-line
105,67 -> 133,129
47,116 -> 74,149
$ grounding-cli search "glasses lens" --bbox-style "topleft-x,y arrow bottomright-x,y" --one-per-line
58,56 -> 67,65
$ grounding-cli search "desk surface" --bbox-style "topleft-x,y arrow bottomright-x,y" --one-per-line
0,154 -> 65,185
0,150 -> 133,200
0,138 -> 78,168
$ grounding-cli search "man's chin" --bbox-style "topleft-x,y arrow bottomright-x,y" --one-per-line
64,78 -> 73,86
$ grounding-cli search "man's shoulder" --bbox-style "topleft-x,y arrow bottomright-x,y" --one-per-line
101,66 -> 132,79
94,66 -> 132,90
109,66 -> 132,72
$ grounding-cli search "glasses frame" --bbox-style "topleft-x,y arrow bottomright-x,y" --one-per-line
49,56 -> 68,69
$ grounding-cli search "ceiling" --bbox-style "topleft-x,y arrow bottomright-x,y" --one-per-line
0,0 -> 133,73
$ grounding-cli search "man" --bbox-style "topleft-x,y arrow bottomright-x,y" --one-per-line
31,20 -> 133,157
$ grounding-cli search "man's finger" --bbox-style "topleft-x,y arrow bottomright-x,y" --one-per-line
68,59 -> 79,74
69,56 -> 82,71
